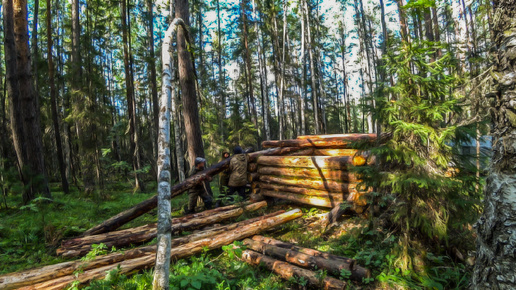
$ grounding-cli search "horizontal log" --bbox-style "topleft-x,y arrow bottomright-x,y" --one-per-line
296,133 -> 373,140
261,189 -> 342,208
252,235 -> 371,280
240,249 -> 347,290
260,175 -> 362,194
262,134 -> 377,149
16,209 -> 303,290
82,147 -> 302,236
243,238 -> 355,277
57,202 -> 267,258
287,148 -> 361,157
259,182 -> 347,198
1,211 -> 285,290
257,156 -> 372,170
248,162 -> 258,172
257,166 -> 362,182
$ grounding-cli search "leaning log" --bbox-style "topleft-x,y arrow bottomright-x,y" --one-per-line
1,211 -> 285,290
13,209 -> 303,290
257,166 -> 362,182
243,238 -> 358,278
257,156 -> 372,170
57,201 -> 267,258
240,249 -> 347,290
83,147 -> 302,236
262,134 -> 377,149
260,175 -> 361,194
252,235 -> 371,280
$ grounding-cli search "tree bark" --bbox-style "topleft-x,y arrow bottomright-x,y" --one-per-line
257,166 -> 361,182
176,0 -> 205,167
471,0 -> 516,288
46,0 -> 69,194
147,0 -> 159,173
17,209 -> 303,290
240,249 -> 347,289
303,0 -> 320,134
241,0 -> 258,131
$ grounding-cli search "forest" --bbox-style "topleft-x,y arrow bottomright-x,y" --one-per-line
0,0 -> 515,288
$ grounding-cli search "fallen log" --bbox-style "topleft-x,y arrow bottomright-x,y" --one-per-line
262,189 -> 342,208
260,175 -> 361,194
262,134 -> 377,149
257,156 -> 372,170
57,201 -> 267,258
83,147 -> 302,236
240,249 -> 347,290
257,166 -> 362,182
252,235 -> 371,280
243,238 -> 358,279
1,211 -> 285,290
13,209 -> 303,290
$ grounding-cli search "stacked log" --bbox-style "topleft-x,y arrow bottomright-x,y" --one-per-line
239,235 -> 371,289
257,156 -> 370,210
1,209 -> 301,289
57,201 -> 267,258
261,134 -> 377,149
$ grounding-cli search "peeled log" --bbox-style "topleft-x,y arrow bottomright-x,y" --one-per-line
261,189 -> 342,208
240,249 -> 347,290
14,209 -> 303,290
57,201 -> 267,258
257,156 -> 372,170
296,133 -> 372,140
262,134 -> 377,149
83,147 -> 302,236
259,182 -> 352,198
288,148 -> 360,157
252,235 -> 371,280
260,175 -> 362,194
1,211 -> 285,290
243,238 -> 356,278
257,166 -> 361,182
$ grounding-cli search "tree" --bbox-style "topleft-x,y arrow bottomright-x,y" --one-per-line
3,0 -> 51,203
176,0 -> 205,167
472,0 -> 516,288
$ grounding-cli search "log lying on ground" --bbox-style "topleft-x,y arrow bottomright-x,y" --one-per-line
252,235 -> 371,280
18,209 -> 303,290
82,147 -> 302,237
57,201 -> 267,258
240,249 -> 347,290
262,134 -> 377,149
257,166 -> 362,182
257,156 -> 373,170
260,175 -> 362,194
1,210 -> 285,290
261,189 -> 342,208
243,238 -> 358,279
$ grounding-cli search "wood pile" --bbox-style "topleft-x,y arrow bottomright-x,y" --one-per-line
239,235 -> 370,290
0,209 -> 302,289
248,134 -> 376,212
56,201 -> 267,258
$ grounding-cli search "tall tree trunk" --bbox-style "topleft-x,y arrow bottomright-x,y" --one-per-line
46,0 -> 69,194
31,0 -> 39,94
241,0 -> 258,134
216,0 -> 226,143
253,0 -> 270,141
339,22 -> 350,133
472,0 -> 516,288
121,0 -> 145,192
147,0 -> 159,177
278,0 -> 288,140
5,0 -> 51,202
299,4 -> 306,135
176,0 -> 205,167
303,0 -> 319,134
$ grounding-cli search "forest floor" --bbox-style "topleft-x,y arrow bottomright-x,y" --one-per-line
0,182 -> 472,289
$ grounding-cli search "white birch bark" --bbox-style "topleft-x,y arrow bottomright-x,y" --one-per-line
153,18 -> 185,290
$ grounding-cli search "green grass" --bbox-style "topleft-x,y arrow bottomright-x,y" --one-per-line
0,183 -> 474,289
